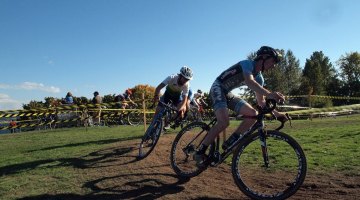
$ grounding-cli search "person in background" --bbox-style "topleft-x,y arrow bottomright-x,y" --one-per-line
65,92 -> 74,104
152,66 -> 193,129
192,89 -> 208,109
10,120 -> 17,133
115,89 -> 137,109
92,91 -> 103,125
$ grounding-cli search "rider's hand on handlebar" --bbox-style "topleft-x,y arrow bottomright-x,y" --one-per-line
266,92 -> 285,103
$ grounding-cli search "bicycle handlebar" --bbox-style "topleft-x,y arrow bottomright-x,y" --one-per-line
151,100 -> 178,112
259,99 -> 277,114
260,99 -> 292,130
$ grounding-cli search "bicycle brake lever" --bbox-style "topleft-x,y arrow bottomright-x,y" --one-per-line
286,113 -> 292,128
275,113 -> 292,131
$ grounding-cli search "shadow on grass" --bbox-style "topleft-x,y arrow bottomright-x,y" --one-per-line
0,141 -> 139,176
18,172 -> 190,200
26,137 -> 139,153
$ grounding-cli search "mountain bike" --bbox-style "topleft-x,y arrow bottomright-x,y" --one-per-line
138,100 -> 185,160
170,99 -> 307,200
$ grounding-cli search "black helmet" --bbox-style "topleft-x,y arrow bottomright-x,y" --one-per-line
256,46 -> 283,63
93,91 -> 99,96
197,89 -> 202,94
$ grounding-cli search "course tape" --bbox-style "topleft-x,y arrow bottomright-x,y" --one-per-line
0,118 -> 80,131
1,95 -> 358,114
287,95 -> 360,100
287,104 -> 360,115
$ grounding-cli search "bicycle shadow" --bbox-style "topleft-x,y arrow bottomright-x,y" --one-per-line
18,172 -> 190,200
0,143 -> 140,176
26,137 -> 139,153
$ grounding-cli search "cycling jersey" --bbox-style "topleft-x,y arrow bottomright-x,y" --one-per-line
162,74 -> 190,102
216,60 -> 264,93
210,60 -> 264,112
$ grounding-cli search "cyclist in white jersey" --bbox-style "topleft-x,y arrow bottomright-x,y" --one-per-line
153,66 -> 193,119
194,46 -> 288,166
192,89 -> 208,108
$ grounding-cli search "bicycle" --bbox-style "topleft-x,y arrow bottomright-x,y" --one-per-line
170,99 -> 307,200
137,100 -> 185,160
126,103 -> 143,126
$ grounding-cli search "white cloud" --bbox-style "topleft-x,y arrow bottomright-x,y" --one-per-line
0,93 -> 23,110
0,82 -> 61,93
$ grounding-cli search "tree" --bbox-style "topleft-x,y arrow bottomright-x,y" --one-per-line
23,100 -> 45,110
130,84 -> 156,107
283,50 -> 302,95
337,52 -> 360,104
300,51 -> 336,107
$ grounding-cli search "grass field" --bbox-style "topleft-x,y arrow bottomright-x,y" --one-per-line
0,115 -> 359,199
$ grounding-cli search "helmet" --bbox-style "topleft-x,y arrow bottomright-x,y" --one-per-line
179,66 -> 193,80
126,89 -> 132,95
197,89 -> 202,94
67,92 -> 72,96
93,91 -> 99,96
256,46 -> 283,63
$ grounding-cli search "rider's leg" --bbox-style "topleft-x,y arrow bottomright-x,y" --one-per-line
202,107 -> 229,145
233,102 -> 258,134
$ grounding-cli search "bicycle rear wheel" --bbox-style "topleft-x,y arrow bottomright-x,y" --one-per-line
232,130 -> 307,200
170,122 -> 214,178
127,111 -> 142,126
138,120 -> 162,160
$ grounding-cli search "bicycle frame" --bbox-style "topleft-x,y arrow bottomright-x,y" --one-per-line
196,100 -> 283,167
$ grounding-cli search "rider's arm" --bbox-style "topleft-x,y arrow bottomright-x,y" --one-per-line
244,74 -> 271,97
179,94 -> 188,113
154,83 -> 166,101
245,74 -> 285,102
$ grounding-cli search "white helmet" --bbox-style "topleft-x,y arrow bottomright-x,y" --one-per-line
179,66 -> 193,80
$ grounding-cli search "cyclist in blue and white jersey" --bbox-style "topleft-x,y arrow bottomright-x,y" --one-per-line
153,66 -> 193,119
194,46 -> 288,166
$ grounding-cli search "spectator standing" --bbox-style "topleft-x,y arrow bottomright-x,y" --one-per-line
92,91 -> 103,125
10,120 -> 17,133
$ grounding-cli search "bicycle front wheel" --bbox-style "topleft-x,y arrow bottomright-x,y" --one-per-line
170,122 -> 213,178
232,130 -> 307,200
138,120 -> 162,160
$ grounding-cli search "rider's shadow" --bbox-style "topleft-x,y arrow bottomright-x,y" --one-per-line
83,172 -> 190,199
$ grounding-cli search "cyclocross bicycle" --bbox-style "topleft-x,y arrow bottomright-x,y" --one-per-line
138,100 -> 185,160
170,99 -> 307,200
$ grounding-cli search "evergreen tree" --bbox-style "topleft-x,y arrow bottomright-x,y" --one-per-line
337,52 -> 360,104
300,51 -> 336,107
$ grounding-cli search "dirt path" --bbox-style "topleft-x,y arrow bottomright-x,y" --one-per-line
66,134 -> 359,200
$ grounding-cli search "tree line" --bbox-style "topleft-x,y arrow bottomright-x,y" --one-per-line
23,50 -> 360,110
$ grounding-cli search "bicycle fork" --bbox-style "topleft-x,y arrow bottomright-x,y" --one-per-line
259,129 -> 270,168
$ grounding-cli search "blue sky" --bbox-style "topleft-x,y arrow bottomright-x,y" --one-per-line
1,0 -> 359,110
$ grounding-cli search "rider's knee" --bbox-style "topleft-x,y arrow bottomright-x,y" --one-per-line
248,108 -> 258,117
217,118 -> 230,130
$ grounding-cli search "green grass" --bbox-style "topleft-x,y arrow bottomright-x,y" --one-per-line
1,115 -> 360,199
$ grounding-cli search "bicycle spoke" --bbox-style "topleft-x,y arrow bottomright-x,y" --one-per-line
232,131 -> 306,200
170,122 -> 209,177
